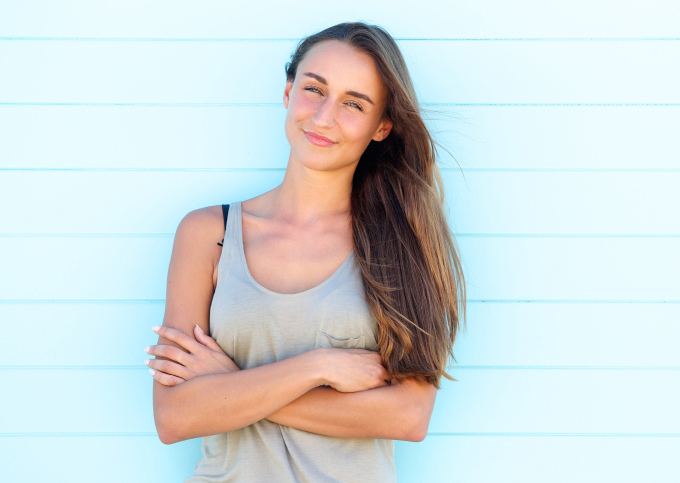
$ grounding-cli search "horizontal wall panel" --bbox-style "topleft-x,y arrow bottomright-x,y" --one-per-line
429,369 -> 680,433
2,105 -> 679,170
0,237 -> 174,300
456,237 -> 680,301
2,368 -> 678,434
1,0 -> 679,39
451,303 -> 680,367
0,171 -> 284,234
430,105 -> 680,170
2,41 -> 680,104
0,435 -> 201,483
2,302 -> 679,367
443,171 -> 680,234
401,41 -> 680,104
0,104 -> 290,170
1,237 -> 678,300
2,171 -> 680,234
1,368 -> 155,433
0,434 -> 677,483
395,435 -> 680,483
0,303 -> 166,366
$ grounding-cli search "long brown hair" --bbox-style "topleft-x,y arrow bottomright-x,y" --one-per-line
285,22 -> 466,389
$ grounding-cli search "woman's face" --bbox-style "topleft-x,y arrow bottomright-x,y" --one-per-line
283,40 -> 393,173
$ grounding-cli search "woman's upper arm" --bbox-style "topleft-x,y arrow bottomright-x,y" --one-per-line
162,207 -> 223,335
152,206 -> 224,420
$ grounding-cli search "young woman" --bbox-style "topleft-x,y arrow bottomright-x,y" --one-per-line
145,22 -> 466,482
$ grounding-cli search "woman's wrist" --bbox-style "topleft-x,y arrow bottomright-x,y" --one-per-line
301,348 -> 333,387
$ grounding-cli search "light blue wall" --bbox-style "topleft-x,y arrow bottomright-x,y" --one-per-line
1,1 -> 679,481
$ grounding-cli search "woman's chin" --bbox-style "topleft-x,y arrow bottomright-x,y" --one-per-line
298,158 -> 340,172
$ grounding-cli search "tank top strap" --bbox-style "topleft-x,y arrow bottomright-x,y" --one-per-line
222,204 -> 230,231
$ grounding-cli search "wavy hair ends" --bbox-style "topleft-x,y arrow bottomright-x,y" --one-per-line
285,22 -> 467,389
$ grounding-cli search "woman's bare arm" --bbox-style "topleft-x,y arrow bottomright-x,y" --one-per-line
153,208 -> 389,444
156,348 -> 326,444
154,208 -> 328,444
154,321 -> 432,443
264,377 -> 437,442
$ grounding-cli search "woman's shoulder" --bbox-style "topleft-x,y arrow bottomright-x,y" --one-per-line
181,204 -> 224,222
173,205 -> 227,250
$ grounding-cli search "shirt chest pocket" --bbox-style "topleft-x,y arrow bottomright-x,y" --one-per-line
315,329 -> 366,349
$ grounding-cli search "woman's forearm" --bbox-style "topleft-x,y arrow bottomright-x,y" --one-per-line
155,350 -> 325,444
264,378 -> 432,442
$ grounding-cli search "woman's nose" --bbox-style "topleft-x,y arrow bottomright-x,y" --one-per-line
311,98 -> 336,128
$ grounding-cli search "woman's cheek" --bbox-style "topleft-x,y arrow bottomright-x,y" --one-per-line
295,94 -> 322,117
338,114 -> 372,147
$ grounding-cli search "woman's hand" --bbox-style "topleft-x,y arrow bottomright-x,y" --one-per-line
145,324 -> 240,386
317,348 -> 392,393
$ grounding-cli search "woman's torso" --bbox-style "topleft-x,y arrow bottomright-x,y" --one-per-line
185,200 -> 397,483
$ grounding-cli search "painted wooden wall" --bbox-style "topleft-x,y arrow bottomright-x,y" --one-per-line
1,1 -> 679,481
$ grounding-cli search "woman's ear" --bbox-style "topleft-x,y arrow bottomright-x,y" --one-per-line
372,118 -> 393,142
283,80 -> 294,109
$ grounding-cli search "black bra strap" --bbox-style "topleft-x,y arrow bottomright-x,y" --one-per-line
217,204 -> 230,247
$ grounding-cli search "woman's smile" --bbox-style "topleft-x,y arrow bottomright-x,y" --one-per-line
303,129 -> 337,147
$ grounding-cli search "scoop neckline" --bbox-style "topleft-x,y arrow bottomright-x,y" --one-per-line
235,201 -> 355,298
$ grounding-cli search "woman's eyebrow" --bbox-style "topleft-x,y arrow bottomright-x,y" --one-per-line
302,71 -> 375,105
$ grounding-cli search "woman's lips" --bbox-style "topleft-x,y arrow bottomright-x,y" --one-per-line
304,130 -> 337,147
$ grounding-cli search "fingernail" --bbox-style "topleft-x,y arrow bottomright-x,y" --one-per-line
195,324 -> 204,334
144,360 -> 150,366
144,346 -> 150,353
152,326 -> 160,332
149,369 -> 156,375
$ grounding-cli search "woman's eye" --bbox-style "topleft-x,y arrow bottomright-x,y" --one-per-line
304,86 -> 362,111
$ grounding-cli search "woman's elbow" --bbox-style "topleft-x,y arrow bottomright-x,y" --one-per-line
157,426 -> 176,445
403,415 -> 429,442
153,385 -> 183,445
154,403 -> 179,444
401,388 -> 436,442
394,401 -> 429,442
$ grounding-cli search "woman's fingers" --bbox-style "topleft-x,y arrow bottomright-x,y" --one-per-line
147,366 -> 186,387
144,325 -> 241,384
193,325 -> 225,353
145,343 -> 190,366
146,358 -> 190,381
152,325 -> 204,354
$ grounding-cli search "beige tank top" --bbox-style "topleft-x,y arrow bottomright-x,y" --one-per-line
185,200 -> 397,483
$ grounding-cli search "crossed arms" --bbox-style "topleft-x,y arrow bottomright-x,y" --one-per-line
150,208 -> 437,445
